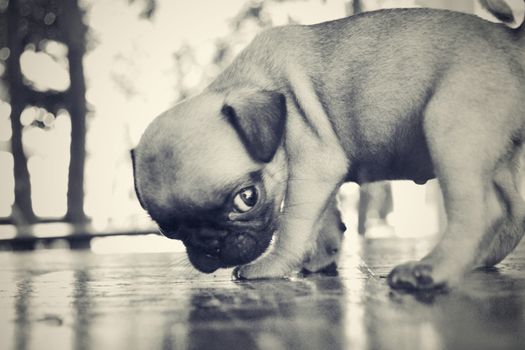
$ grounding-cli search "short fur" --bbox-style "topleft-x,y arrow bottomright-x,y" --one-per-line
133,0 -> 525,290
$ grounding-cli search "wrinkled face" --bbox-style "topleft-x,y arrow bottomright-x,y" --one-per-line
154,169 -> 283,273
133,93 -> 287,273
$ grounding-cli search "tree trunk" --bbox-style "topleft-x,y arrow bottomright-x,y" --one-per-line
61,0 -> 88,224
6,0 -> 36,226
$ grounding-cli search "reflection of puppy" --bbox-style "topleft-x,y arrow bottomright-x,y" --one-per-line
133,0 -> 525,290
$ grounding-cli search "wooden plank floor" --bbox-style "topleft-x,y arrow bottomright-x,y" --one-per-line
0,234 -> 524,350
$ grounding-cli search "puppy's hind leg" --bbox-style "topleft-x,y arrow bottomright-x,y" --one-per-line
389,97 -> 514,290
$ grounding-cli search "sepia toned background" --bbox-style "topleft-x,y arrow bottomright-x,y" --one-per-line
2,1 -> 525,350
0,0 -> 523,250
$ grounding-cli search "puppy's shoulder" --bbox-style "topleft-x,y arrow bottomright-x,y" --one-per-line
234,25 -> 315,79
250,25 -> 314,54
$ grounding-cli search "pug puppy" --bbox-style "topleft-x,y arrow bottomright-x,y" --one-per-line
132,0 -> 525,290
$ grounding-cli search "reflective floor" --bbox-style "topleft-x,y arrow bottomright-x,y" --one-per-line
1,234 -> 525,350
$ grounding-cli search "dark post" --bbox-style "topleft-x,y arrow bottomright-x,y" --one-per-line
6,0 -> 37,226
61,0 -> 88,225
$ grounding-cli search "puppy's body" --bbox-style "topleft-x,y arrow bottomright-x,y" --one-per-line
134,2 -> 525,290
211,8 -> 524,186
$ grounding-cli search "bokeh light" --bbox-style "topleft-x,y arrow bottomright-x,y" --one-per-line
20,47 -> 70,92
24,111 -> 70,218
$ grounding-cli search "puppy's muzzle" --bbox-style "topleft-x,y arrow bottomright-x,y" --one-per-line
184,227 -> 228,255
178,226 -> 263,273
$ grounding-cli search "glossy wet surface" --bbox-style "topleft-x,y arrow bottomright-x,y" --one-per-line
1,234 -> 525,350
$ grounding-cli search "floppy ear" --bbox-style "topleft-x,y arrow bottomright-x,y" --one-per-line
130,149 -> 147,209
221,90 -> 286,163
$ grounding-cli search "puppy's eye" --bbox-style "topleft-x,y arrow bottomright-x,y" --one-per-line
233,186 -> 258,213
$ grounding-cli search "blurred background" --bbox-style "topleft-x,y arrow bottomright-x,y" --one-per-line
0,0 -> 522,254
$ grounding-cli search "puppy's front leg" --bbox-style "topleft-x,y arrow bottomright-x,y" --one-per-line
235,175 -> 343,279
236,87 -> 348,279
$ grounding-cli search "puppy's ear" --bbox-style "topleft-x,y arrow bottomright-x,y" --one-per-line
130,149 -> 147,209
222,90 -> 286,163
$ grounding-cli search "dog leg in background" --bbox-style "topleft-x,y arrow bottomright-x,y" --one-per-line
357,182 -> 393,235
477,148 -> 525,267
301,197 -> 346,274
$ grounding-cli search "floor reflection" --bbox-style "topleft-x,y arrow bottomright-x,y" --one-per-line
182,276 -> 346,350
73,269 -> 92,350
15,277 -> 33,350
1,236 -> 525,350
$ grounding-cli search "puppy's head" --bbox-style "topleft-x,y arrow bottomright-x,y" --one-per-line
132,89 -> 287,273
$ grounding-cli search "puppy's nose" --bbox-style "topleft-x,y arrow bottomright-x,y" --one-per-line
194,237 -> 221,256
198,227 -> 228,238
199,236 -> 221,249
188,228 -> 228,255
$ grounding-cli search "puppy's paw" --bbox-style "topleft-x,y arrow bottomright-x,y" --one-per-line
232,255 -> 293,280
387,261 -> 447,291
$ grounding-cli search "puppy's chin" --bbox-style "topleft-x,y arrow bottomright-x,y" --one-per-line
186,249 -> 224,273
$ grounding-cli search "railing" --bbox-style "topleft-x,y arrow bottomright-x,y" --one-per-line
0,222 -> 159,250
